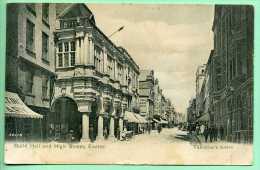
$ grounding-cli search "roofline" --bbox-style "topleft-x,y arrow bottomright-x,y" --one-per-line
58,4 -> 94,19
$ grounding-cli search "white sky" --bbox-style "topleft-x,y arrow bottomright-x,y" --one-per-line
88,4 -> 214,114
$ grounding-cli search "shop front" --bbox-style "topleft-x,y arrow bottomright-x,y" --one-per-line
5,91 -> 43,141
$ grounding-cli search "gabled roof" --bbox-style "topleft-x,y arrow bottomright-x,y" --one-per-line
57,3 -> 95,24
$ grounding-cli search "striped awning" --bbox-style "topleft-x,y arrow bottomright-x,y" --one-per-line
5,91 -> 43,119
196,113 -> 210,122
152,119 -> 160,123
135,114 -> 148,124
160,119 -> 168,124
124,111 -> 140,123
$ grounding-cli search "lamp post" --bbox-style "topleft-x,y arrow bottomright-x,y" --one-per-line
108,26 -> 124,38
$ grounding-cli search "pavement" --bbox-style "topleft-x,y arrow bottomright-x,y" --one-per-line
5,128 -> 253,165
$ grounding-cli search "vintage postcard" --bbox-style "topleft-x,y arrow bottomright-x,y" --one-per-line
4,3 -> 253,165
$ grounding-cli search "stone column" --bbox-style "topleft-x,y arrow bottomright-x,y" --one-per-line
109,116 -> 115,138
83,34 -> 89,65
80,37 -> 85,65
81,113 -> 90,142
96,115 -> 104,140
88,36 -> 94,66
103,47 -> 108,74
79,101 -> 93,142
75,38 -> 80,65
114,60 -> 118,81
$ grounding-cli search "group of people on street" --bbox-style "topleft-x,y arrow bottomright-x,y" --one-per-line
188,122 -> 224,143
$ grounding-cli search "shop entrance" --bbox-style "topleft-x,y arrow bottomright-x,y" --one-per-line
49,97 -> 81,142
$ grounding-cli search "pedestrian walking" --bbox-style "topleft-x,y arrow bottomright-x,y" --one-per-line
220,126 -> 224,140
195,125 -> 200,136
158,124 -> 162,133
89,125 -> 95,142
116,127 -> 120,140
209,127 -> 214,142
104,127 -> 108,140
213,126 -> 218,141
203,126 -> 209,142
200,124 -> 205,135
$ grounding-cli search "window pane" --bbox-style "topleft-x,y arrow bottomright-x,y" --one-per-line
42,75 -> 48,98
70,41 -> 75,51
58,43 -> 63,52
64,42 -> 69,52
70,52 -> 75,66
58,54 -> 63,67
64,53 -> 69,67
42,32 -> 49,60
26,20 -> 35,51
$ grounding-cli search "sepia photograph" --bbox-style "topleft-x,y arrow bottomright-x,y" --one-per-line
4,3 -> 253,164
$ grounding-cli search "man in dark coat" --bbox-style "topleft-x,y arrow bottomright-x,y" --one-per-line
209,127 -> 214,142
220,126 -> 224,140
203,126 -> 209,142
213,126 -> 218,141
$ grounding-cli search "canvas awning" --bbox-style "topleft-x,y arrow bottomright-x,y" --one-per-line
160,119 -> 168,124
152,119 -> 161,123
124,111 -> 139,123
134,114 -> 148,124
196,113 -> 209,122
5,91 -> 43,119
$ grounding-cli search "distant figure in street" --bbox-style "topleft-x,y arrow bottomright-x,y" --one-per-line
195,125 -> 200,135
220,126 -> 224,140
89,126 -> 95,142
213,126 -> 218,141
203,126 -> 209,142
116,127 -> 120,140
158,124 -> 162,133
209,127 -> 214,142
200,124 -> 205,135
104,127 -> 108,140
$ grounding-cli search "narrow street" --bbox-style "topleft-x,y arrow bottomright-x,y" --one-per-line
5,128 -> 252,165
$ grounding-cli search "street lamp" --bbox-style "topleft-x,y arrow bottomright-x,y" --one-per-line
108,26 -> 124,38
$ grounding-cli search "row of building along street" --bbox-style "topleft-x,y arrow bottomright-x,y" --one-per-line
186,5 -> 253,143
5,3 -> 185,142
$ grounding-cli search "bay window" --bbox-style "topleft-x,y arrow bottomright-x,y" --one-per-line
56,41 -> 76,68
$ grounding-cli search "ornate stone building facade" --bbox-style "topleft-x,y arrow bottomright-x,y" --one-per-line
50,4 -> 140,142
138,70 -> 155,119
210,5 -> 253,143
